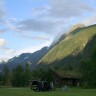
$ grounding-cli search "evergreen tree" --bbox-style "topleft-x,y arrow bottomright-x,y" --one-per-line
0,72 -> 3,86
12,65 -> 24,87
44,69 -> 53,82
2,65 -> 12,86
32,68 -> 46,80
24,63 -> 32,86
32,68 -> 53,82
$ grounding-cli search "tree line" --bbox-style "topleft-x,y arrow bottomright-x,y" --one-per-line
80,44 -> 96,88
0,63 -> 53,87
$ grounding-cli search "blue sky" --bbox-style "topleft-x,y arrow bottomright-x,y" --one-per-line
0,0 -> 96,61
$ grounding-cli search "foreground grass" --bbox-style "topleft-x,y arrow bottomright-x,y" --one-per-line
0,87 -> 96,96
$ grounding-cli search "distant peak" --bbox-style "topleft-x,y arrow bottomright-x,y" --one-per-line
69,23 -> 85,32
73,23 -> 85,28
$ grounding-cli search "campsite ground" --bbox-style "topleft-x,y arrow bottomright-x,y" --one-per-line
0,87 -> 96,96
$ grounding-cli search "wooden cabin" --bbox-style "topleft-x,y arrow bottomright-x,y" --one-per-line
52,69 -> 80,87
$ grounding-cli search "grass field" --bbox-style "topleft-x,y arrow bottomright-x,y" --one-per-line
0,87 -> 96,96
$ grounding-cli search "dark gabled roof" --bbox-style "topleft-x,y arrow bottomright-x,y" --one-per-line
53,69 -> 80,79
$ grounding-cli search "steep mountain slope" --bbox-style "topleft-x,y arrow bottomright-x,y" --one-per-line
50,24 -> 85,48
38,24 -> 96,69
0,47 -> 48,70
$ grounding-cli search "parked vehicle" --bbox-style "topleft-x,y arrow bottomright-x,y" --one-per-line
30,80 -> 52,91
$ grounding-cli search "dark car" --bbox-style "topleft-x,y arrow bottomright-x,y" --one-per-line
30,80 -> 52,91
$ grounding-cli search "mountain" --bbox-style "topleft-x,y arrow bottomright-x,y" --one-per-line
0,46 -> 48,70
49,24 -> 85,49
0,61 -> 6,72
38,24 -> 96,69
1,24 -> 96,71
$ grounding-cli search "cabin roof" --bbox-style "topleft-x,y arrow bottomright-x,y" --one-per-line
53,69 -> 80,79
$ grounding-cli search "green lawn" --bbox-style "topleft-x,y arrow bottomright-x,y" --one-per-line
0,87 -> 96,96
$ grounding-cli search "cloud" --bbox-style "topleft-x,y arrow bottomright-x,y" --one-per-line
0,38 -> 14,54
6,48 -> 16,56
16,18 -> 65,34
82,16 -> 96,26
0,0 -> 7,35
0,45 -> 17,62
15,0 -> 96,35
0,41 -> 50,62
31,6 -> 48,18
0,47 -> 17,62
31,0 -> 95,19
0,18 -> 19,34
0,57 -> 9,62
0,38 -> 6,48
0,0 -> 6,19
0,48 -> 16,62
0,29 -> 6,33
0,36 -> 51,61
20,34 -> 52,42
47,0 -> 95,18
16,41 -> 50,54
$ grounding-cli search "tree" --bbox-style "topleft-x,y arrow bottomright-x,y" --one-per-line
0,72 -> 3,86
12,65 -> 24,87
88,46 -> 96,87
44,69 -> 53,82
32,68 -> 53,82
32,68 -> 46,80
24,63 -> 32,86
2,65 -> 12,86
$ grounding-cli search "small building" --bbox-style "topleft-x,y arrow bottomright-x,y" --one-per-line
52,69 -> 80,87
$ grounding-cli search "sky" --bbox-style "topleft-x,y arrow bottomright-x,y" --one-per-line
0,0 -> 96,62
